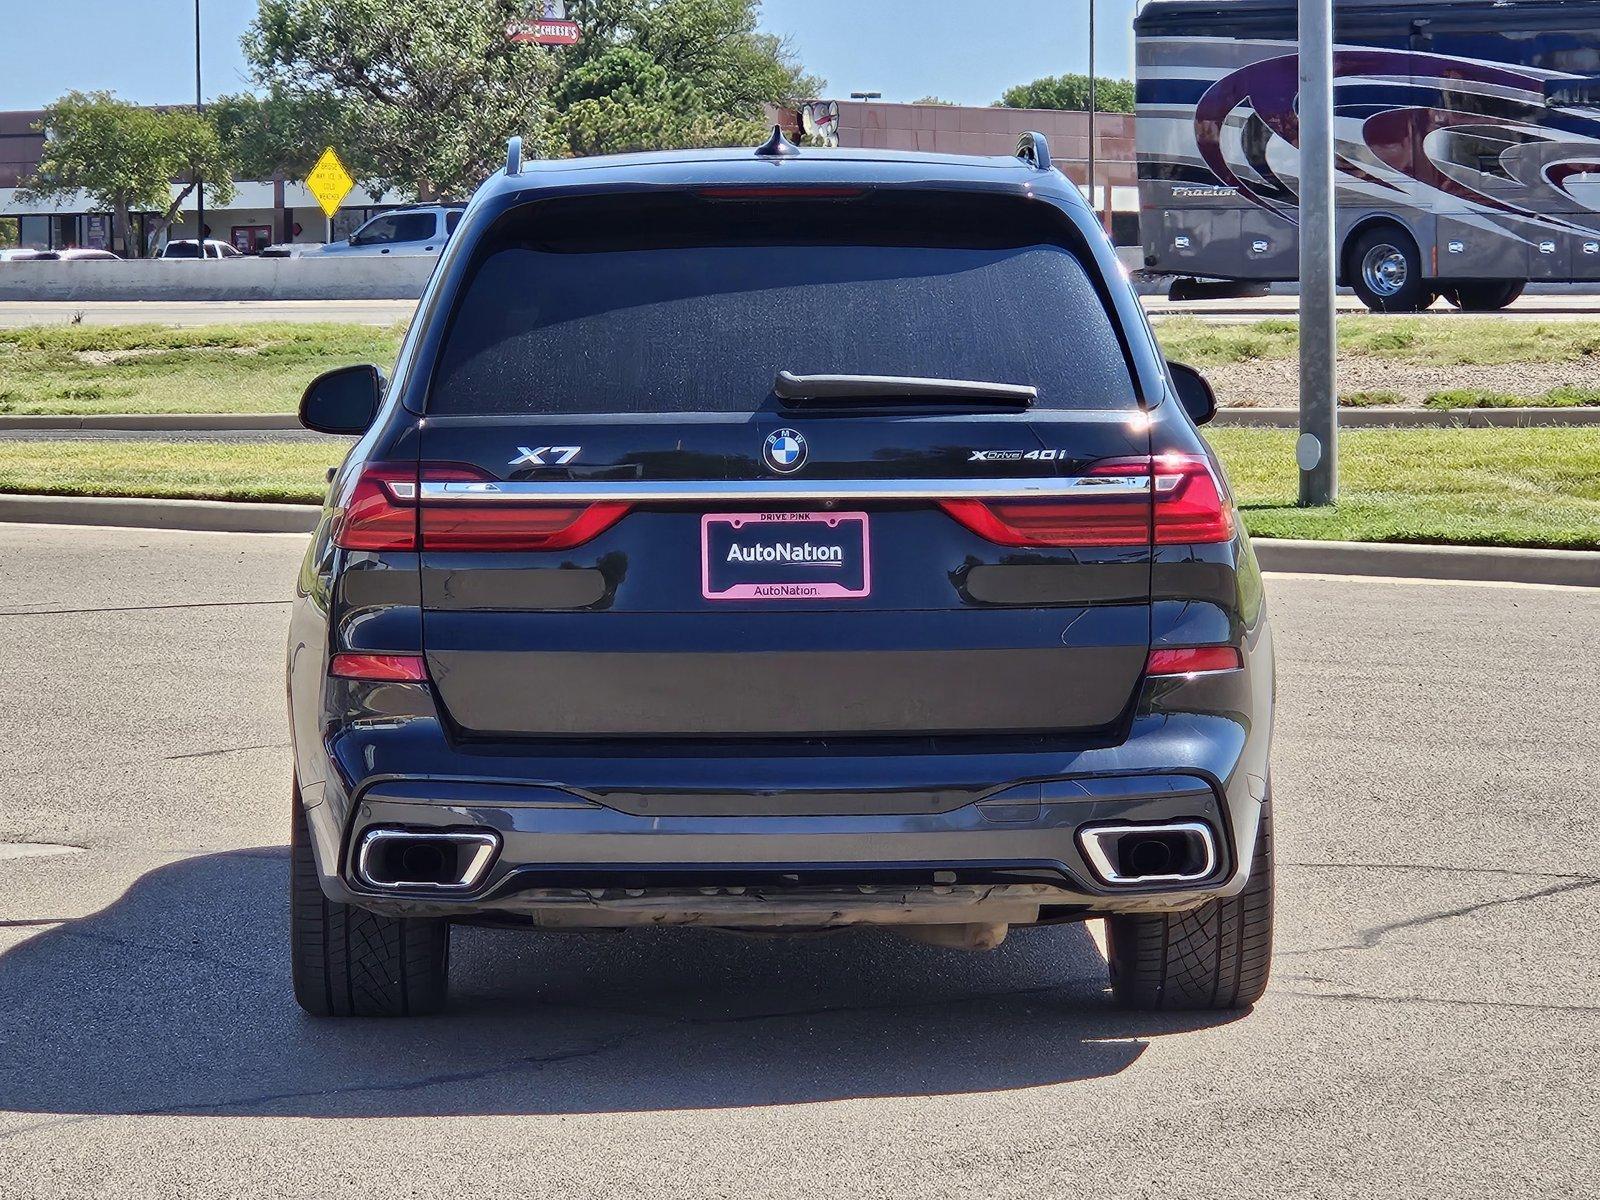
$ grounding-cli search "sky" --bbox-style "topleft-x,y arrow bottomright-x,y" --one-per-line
0,0 -> 1142,112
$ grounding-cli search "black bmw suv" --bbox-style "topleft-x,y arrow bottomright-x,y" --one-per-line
287,130 -> 1275,1017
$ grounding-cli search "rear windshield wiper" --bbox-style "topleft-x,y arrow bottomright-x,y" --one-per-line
774,371 -> 1036,408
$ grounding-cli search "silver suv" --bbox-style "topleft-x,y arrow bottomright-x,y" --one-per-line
321,205 -> 465,257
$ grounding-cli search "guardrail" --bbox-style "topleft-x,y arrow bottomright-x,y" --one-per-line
0,257 -> 436,302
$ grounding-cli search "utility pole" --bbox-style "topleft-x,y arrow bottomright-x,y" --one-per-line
1297,0 -> 1337,504
194,0 -> 205,261
1087,0 -> 1097,224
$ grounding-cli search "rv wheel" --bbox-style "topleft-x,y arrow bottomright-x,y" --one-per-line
1348,227 -> 1431,313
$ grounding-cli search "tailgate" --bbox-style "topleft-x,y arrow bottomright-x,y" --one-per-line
417,413 -> 1153,738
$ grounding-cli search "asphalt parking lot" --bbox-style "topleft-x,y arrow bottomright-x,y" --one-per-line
0,523 -> 1595,1198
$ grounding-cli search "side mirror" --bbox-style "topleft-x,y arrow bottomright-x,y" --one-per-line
1167,360 -> 1217,425
299,364 -> 385,435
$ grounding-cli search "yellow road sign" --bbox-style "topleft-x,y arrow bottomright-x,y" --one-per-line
306,147 -> 355,219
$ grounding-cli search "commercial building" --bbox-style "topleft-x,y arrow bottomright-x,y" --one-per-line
770,99 -> 1139,244
0,109 -> 399,255
2,98 -> 1139,254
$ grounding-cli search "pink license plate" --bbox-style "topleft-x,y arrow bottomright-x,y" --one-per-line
700,511 -> 871,601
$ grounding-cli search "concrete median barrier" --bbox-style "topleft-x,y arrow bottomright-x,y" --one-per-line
0,256 -> 434,302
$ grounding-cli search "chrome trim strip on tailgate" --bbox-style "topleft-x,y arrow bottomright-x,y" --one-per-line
419,477 -> 1151,503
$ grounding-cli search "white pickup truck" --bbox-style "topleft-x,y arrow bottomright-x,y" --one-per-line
263,205 -> 466,258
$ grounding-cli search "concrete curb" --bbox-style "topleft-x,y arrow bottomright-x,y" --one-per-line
1,493 -> 1596,585
1252,538 -> 1600,587
1211,406 -> 1600,428
0,493 -> 319,533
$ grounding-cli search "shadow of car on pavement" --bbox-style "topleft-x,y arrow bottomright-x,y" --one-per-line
0,848 -> 1244,1117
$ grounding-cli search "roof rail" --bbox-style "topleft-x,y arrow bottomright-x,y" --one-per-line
1015,131 -> 1052,171
505,136 -> 523,177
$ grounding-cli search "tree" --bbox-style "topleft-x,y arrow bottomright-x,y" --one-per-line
912,96 -> 956,106
561,0 -> 820,144
244,0 -> 560,200
557,44 -> 760,156
243,0 -> 821,195
21,92 -> 235,258
210,88 -> 364,183
998,74 -> 1134,114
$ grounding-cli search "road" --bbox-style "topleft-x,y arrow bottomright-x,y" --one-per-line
0,524 -> 1595,1199
1142,289 -> 1600,321
6,287 -> 1600,328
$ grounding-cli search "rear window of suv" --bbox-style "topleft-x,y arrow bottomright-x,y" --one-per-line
428,191 -> 1137,415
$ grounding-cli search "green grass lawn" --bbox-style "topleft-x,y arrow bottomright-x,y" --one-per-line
0,440 -> 345,504
1209,427 -> 1600,549
0,323 -> 404,416
6,317 -> 1600,415
1153,315 -> 1600,369
2,428 -> 1596,550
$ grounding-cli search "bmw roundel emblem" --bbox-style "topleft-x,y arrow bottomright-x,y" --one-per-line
763,427 -> 808,474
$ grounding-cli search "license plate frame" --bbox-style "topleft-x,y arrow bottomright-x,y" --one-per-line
700,511 -> 871,601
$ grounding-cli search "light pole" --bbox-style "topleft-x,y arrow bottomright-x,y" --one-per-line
194,0 -> 204,260
1297,0 -> 1337,505
850,91 -> 882,100
1087,0 -> 1097,225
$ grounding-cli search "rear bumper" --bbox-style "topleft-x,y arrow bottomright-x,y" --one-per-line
311,768 -> 1243,922
299,649 -> 1273,924
295,562 -> 1274,924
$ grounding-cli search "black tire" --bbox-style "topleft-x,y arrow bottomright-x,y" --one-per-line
1347,226 -> 1431,312
1441,280 -> 1525,312
290,787 -> 450,1017
1106,800 -> 1274,1011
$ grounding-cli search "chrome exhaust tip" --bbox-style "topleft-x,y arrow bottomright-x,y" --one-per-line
1077,821 -> 1218,886
355,828 -> 500,891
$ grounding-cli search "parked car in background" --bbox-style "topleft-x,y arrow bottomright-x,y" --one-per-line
0,248 -> 120,261
159,239 -> 242,260
265,205 -> 465,259
325,205 -> 464,256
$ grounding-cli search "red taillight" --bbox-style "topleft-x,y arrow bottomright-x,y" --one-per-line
1146,646 -> 1242,676
329,652 -> 429,681
938,455 -> 1233,548
1152,454 -> 1235,544
332,462 -> 418,551
332,462 -> 629,552
938,495 -> 1149,548
421,500 -> 630,552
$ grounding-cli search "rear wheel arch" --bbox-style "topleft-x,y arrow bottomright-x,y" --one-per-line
1338,215 -> 1416,282
1342,220 -> 1434,313
290,781 -> 450,1018
1105,792 -> 1274,1011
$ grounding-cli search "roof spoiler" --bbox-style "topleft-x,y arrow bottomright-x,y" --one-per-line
1015,131 -> 1052,171
505,136 -> 523,177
